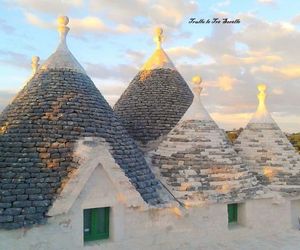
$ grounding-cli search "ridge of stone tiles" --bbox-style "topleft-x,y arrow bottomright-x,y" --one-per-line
234,84 -> 300,191
150,77 -> 260,204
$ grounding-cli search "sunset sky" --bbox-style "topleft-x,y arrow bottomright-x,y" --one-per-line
0,0 -> 300,132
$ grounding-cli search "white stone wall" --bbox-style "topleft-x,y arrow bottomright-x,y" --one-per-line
0,166 -> 297,250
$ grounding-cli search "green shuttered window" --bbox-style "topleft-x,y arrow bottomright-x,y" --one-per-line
228,203 -> 238,223
83,207 -> 110,242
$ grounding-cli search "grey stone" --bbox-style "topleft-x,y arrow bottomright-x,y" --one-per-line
0,68 -> 161,229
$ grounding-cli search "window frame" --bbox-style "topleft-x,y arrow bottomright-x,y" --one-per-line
83,207 -> 110,242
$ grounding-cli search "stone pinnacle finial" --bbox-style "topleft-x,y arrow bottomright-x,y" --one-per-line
154,27 -> 164,49
57,16 -> 70,45
257,83 -> 267,114
192,75 -> 203,96
31,56 -> 40,74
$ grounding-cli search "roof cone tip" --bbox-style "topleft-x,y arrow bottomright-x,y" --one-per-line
57,16 -> 70,44
58,16 -> 69,26
192,75 -> 203,96
31,56 -> 40,74
257,83 -> 267,114
249,82 -> 274,123
154,27 -> 164,49
258,83 -> 266,92
40,16 -> 86,74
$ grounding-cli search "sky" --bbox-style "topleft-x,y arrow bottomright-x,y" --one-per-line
0,0 -> 300,132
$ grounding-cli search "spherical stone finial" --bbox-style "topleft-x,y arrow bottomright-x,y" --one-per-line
191,75 -> 203,96
58,16 -> 69,26
258,83 -> 266,92
31,55 -> 40,74
32,56 -> 40,64
57,16 -> 70,45
257,83 -> 267,115
155,27 -> 163,37
154,27 -> 164,49
192,75 -> 202,85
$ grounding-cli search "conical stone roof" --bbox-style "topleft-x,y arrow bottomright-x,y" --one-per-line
0,16 -> 161,229
114,28 -> 193,146
235,84 -> 300,191
151,76 -> 260,204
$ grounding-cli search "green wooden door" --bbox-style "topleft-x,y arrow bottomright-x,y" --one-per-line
84,207 -> 110,242
228,203 -> 238,223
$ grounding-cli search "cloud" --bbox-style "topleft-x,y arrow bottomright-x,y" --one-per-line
0,50 -> 31,70
125,50 -> 146,65
217,75 -> 238,91
236,15 -> 300,63
292,14 -> 300,25
211,112 -> 252,130
115,24 -> 134,33
24,12 -> 54,29
221,51 -> 282,66
89,0 -> 198,28
216,0 -> 231,8
164,13 -> 300,133
17,0 -> 199,37
251,65 -> 300,80
0,18 -> 15,33
85,62 -> 138,81
0,90 -> 16,112
6,0 -> 83,14
272,88 -> 284,95
24,12 -> 107,33
149,0 -> 198,27
70,16 -> 108,34
166,47 -> 200,60
257,0 -> 276,5
23,12 -> 136,37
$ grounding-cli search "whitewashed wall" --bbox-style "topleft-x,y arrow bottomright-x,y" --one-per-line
0,140 -> 298,250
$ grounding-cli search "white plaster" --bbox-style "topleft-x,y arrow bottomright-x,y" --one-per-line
1,195 -> 300,250
41,16 -> 86,74
48,137 -> 146,217
249,111 -> 275,124
181,75 -> 212,121
181,95 -> 212,121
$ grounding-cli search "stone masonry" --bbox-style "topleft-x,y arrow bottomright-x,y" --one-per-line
235,122 -> 300,189
114,68 -> 193,145
234,84 -> 300,191
0,68 -> 161,229
151,120 -> 260,204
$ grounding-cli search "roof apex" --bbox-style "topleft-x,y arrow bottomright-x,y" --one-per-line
41,16 -> 86,74
249,84 -> 275,124
141,27 -> 176,71
181,75 -> 212,121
